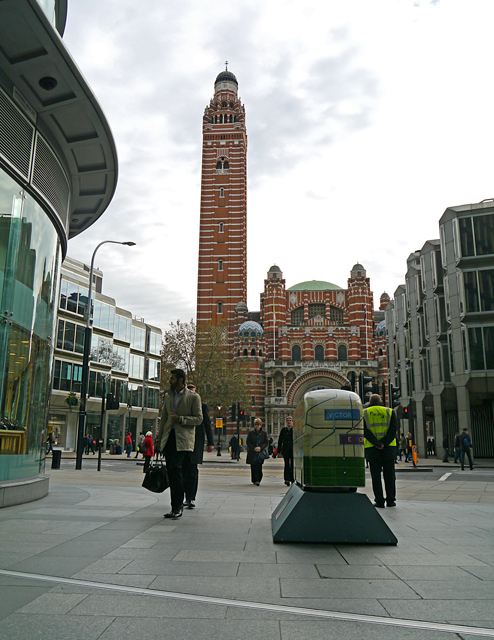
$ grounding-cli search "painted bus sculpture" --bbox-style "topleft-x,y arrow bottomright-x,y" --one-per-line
292,388 -> 365,490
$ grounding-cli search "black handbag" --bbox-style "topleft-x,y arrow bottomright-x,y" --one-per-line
142,457 -> 169,493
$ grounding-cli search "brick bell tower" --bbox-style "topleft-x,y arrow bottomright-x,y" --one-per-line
196,66 -> 247,334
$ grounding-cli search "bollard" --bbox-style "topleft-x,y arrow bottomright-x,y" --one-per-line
51,450 -> 62,469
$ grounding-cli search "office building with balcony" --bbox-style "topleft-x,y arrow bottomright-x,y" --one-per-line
385,200 -> 494,457
48,257 -> 162,451
0,0 -> 117,503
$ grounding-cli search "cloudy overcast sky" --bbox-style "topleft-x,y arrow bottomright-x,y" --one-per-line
63,0 -> 494,331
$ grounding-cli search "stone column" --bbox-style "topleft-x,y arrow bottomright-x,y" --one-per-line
432,394 -> 444,459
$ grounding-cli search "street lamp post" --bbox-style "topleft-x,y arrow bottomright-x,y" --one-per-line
75,240 -> 136,470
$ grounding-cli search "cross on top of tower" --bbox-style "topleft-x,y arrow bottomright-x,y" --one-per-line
225,61 -> 229,70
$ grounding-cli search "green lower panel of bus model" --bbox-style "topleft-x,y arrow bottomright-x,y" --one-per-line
302,457 -> 365,487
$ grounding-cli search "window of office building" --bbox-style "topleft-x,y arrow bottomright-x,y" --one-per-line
131,325 -> 146,351
93,300 -> 115,331
60,279 -> 88,316
128,383 -> 143,407
90,335 -> 113,364
147,358 -> 160,382
468,326 -> 494,370
146,387 -> 160,409
129,354 -> 145,379
57,319 -> 85,354
147,330 -> 161,355
459,214 -> 494,257
53,360 -> 83,392
114,315 -> 131,342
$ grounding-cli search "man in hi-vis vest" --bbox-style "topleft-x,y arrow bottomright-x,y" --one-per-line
363,394 -> 398,508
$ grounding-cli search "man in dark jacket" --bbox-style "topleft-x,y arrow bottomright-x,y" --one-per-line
182,384 -> 215,508
459,428 -> 474,470
278,416 -> 294,486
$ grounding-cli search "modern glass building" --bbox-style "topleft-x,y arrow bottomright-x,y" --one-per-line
0,0 -> 117,504
49,258 -> 162,451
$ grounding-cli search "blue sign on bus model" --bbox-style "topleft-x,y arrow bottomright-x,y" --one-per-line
324,409 -> 361,421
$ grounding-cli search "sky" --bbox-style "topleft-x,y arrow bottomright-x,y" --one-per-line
63,0 -> 494,331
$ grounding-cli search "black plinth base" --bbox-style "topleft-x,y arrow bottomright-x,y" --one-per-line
272,484 -> 397,545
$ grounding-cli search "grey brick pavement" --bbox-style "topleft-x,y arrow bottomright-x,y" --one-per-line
0,464 -> 493,639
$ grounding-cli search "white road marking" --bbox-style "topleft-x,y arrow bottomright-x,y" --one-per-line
1,569 -> 493,637
438,472 -> 452,482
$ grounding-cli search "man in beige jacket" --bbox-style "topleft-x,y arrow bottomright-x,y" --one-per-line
156,368 -> 203,519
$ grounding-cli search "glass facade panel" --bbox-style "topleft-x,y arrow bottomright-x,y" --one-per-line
473,214 -> 494,256
131,325 -> 146,350
115,315 -> 131,342
0,170 -> 61,480
147,358 -> 160,381
148,330 -> 161,355
146,387 -> 160,409
130,354 -> 144,379
479,269 -> 494,311
469,327 -> 484,370
464,271 -> 479,313
459,216 -> 475,257
484,326 -> 494,370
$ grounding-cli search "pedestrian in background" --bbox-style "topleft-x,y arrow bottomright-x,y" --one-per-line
135,432 -> 145,458
246,418 -> 268,486
442,434 -> 449,463
125,433 -> 132,458
459,428 -> 474,470
142,431 -> 154,473
398,433 -> 407,461
278,416 -> 294,486
453,432 -> 461,464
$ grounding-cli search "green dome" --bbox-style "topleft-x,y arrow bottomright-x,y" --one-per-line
287,280 -> 342,292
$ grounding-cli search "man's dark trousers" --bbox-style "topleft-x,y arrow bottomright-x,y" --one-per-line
164,429 -> 191,512
365,446 -> 396,505
283,455 -> 294,483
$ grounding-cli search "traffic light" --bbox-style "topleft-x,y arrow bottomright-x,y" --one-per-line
239,408 -> 244,421
230,404 -> 236,422
106,393 -> 119,410
359,372 -> 373,402
403,406 -> 409,418
389,382 -> 400,409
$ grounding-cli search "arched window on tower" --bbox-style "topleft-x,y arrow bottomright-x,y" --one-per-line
315,345 -> 324,361
292,345 -> 301,361
221,101 -> 227,108
337,344 -> 348,361
220,188 -> 224,198
216,157 -> 229,174
251,348 -> 256,356
218,260 -> 223,271
219,222 -> 224,232
243,348 -> 248,356
219,114 -> 223,124
217,302 -> 223,313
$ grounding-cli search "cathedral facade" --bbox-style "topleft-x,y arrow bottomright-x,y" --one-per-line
197,69 -> 389,438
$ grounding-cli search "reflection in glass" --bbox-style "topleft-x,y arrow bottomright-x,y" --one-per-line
0,172 -> 61,480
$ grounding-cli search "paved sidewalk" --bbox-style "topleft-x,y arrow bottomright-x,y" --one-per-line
0,465 -> 493,639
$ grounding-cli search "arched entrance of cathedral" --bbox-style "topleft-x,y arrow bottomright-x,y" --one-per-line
287,370 -> 350,407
